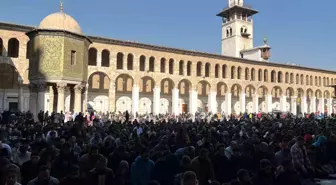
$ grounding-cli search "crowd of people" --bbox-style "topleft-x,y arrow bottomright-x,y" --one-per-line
0,109 -> 336,185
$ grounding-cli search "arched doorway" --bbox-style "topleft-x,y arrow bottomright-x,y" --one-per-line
87,72 -> 110,113
115,74 -> 133,113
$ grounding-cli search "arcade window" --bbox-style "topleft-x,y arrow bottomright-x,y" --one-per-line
71,50 -> 76,65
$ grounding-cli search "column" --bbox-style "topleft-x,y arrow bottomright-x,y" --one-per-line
172,88 -> 179,115
301,97 -> 307,114
57,83 -> 67,113
291,96 -> 297,115
207,91 -> 217,114
152,86 -> 160,115
310,97 -> 316,113
318,98 -> 325,113
18,85 -> 23,111
252,94 -> 259,113
280,96 -> 287,112
132,85 -> 140,116
189,90 -> 198,115
109,82 -> 115,112
74,84 -> 84,113
327,98 -> 333,115
266,94 -> 272,113
36,84 -> 45,113
225,92 -> 232,115
82,84 -> 88,113
240,93 -> 246,114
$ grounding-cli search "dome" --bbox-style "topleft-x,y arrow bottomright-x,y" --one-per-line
39,12 -> 82,35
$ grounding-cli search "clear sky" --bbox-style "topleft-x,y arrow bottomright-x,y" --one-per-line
1,0 -> 335,70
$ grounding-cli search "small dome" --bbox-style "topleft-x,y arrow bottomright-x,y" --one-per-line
39,12 -> 82,35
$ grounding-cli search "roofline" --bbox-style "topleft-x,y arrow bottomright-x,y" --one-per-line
26,29 -> 92,43
0,21 -> 335,74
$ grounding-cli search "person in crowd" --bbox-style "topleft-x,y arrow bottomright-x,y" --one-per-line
59,165 -> 85,185
191,148 -> 214,185
291,136 -> 315,176
51,143 -> 79,179
114,160 -> 130,185
6,164 -> 21,185
12,141 -> 31,166
21,152 -> 40,185
211,144 -> 232,184
27,165 -> 59,185
180,171 -> 198,185
275,138 -> 291,166
87,157 -> 115,185
275,159 -> 301,185
131,147 -> 154,185
79,145 -> 105,177
252,159 -> 274,185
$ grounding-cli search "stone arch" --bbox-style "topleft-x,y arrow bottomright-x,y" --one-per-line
300,74 -> 304,85
278,71 -> 283,83
197,80 -> 210,96
215,64 -> 220,78
169,58 -> 174,74
271,86 -> 283,98
271,70 -> 276,83
116,96 -> 132,113
205,63 -> 210,77
245,68 -> 249,80
187,61 -> 192,76
139,55 -> 146,71
245,85 -> 256,98
285,72 -> 289,83
251,68 -> 256,81
116,52 -> 124,69
101,49 -> 110,67
160,78 -> 175,95
307,89 -> 314,99
306,75 -> 309,85
8,38 -> 19,58
296,74 -> 300,84
196,62 -> 202,76
179,60 -> 184,75
149,56 -> 155,72
290,73 -> 294,84
258,69 -> 262,81
115,74 -> 134,92
231,66 -> 236,79
257,86 -> 268,97
140,76 -> 155,93
222,65 -> 227,78
237,67 -> 242,79
217,82 -> 228,97
324,90 -> 330,99
297,88 -> 304,97
88,47 -> 97,66
0,63 -> 20,89
264,69 -> 268,82
285,87 -> 295,98
160,58 -> 166,73
88,71 -> 110,92
310,76 -> 313,86
178,79 -> 192,96
127,53 -> 134,70
231,83 -> 242,98
315,89 -> 322,99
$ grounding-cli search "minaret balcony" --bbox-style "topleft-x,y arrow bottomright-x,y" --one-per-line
241,32 -> 251,37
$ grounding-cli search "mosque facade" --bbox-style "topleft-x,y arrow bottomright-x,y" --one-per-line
0,0 -> 335,117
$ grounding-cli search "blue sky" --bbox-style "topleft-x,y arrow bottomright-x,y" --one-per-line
1,0 -> 335,70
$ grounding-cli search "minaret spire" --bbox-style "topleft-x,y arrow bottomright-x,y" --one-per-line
60,0 -> 63,12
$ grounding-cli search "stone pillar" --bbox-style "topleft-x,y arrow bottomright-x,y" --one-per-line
280,96 -> 287,112
18,84 -> 23,111
310,97 -> 316,113
36,84 -> 46,113
291,96 -> 297,115
253,94 -> 259,113
327,98 -> 333,115
318,98 -> 325,113
153,86 -> 160,115
49,86 -> 54,112
266,94 -> 272,112
82,84 -> 88,113
74,84 -> 84,113
172,88 -> 179,115
132,85 -> 140,116
189,90 -> 198,115
207,91 -> 217,114
240,93 -> 246,114
97,51 -> 102,67
57,83 -> 67,113
301,97 -> 307,114
225,92 -> 232,115
109,81 -> 115,112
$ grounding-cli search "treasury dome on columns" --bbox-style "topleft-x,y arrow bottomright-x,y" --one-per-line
25,1 -> 91,114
